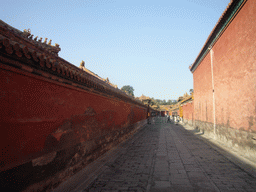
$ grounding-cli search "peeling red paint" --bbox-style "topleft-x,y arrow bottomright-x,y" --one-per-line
0,62 -> 147,172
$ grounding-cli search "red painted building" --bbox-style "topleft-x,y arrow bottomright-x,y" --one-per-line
190,0 -> 256,160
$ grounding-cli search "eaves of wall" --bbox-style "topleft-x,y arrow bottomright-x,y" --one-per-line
190,0 -> 247,73
0,21 -> 146,108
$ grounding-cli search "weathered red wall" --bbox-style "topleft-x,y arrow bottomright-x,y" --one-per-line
0,64 -> 146,172
0,20 -> 150,191
193,0 -> 256,132
0,63 -> 148,191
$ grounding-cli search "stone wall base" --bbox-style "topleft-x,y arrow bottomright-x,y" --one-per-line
193,120 -> 256,162
182,119 -> 194,127
0,119 -> 147,192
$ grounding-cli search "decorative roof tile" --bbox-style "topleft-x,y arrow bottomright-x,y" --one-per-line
0,20 -> 145,108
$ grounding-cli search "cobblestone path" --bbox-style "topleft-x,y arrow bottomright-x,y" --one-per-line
56,117 -> 256,192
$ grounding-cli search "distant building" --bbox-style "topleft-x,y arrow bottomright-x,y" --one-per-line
190,0 -> 256,159
137,94 -> 151,102
170,94 -> 193,124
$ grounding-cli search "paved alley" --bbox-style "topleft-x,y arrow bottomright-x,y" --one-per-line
54,117 -> 256,192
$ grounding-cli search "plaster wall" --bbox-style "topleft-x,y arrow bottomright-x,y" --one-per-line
193,53 -> 213,124
212,0 -> 256,132
193,0 -> 256,160
182,102 -> 194,123
0,64 -> 147,191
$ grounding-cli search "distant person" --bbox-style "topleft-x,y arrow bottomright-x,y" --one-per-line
147,112 -> 151,124
174,116 -> 178,125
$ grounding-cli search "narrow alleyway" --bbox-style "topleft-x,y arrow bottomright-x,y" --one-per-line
54,117 -> 256,192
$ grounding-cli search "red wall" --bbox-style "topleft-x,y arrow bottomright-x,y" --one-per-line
182,102 -> 194,121
0,65 -> 147,171
193,52 -> 213,124
193,0 -> 256,132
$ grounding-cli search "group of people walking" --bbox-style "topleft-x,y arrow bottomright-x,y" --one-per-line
167,114 -> 181,124
147,113 -> 181,124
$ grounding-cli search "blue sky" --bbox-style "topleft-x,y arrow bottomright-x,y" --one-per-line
1,0 -> 230,100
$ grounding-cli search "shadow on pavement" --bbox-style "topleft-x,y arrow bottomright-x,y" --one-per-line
178,123 -> 256,178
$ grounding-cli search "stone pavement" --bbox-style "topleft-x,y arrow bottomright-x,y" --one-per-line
54,117 -> 256,192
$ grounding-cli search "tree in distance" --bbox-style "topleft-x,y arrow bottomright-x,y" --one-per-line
121,85 -> 134,96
